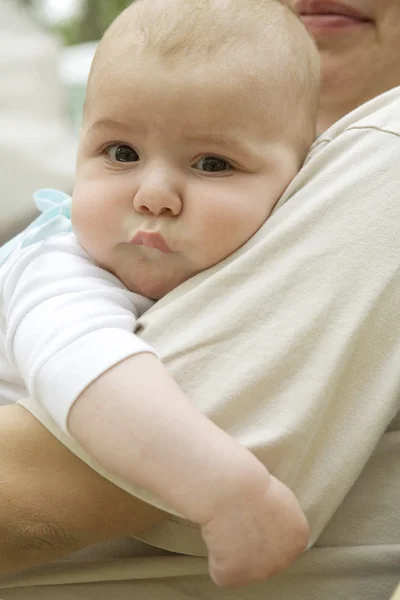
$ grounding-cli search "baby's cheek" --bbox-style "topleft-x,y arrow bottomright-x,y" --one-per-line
71,194 -> 99,256
70,197 -> 89,240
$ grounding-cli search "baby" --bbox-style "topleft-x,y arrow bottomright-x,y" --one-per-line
0,0 -> 319,588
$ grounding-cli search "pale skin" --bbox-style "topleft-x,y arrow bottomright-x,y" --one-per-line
69,355 -> 309,588
0,2 -> 313,588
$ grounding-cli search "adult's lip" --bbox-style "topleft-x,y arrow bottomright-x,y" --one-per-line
294,0 -> 370,19
130,231 -> 172,254
293,1 -> 372,31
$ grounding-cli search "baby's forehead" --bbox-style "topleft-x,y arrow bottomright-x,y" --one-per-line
90,24 -> 284,109
87,47 -> 279,128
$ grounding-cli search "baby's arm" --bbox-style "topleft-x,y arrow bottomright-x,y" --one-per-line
1,234 -> 308,586
68,352 -> 309,587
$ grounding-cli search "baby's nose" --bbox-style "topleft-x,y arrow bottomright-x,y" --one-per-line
133,171 -> 182,216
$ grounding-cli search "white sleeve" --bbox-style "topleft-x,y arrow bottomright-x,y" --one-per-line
1,234 -> 156,432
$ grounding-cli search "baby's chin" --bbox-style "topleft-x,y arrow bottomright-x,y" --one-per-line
134,278 -> 177,301
119,265 -> 193,300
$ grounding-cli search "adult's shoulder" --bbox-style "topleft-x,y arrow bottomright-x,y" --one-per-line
272,86 -> 400,217
319,85 -> 400,141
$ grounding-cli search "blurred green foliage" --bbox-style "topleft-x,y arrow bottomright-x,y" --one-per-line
59,0 -> 135,45
19,0 -> 135,45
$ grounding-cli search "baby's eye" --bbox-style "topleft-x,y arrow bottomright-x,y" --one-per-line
192,155 -> 233,173
106,144 -> 139,163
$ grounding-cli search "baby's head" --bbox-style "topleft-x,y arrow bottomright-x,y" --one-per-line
72,0 -> 319,299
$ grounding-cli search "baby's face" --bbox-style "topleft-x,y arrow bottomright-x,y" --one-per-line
72,56 -> 300,299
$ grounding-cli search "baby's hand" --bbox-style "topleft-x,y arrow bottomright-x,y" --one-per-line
200,473 -> 309,588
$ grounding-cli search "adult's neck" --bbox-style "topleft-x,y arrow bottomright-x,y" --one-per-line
317,92 -> 365,134
316,61 -> 373,134
317,53 -> 400,134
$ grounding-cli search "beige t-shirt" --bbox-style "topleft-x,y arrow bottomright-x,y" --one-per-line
2,87 -> 400,599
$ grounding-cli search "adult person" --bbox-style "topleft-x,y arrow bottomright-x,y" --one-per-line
282,0 -> 400,132
0,1 -> 399,599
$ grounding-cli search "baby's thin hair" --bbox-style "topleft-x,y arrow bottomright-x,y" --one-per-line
125,0 -> 292,59
104,0 -> 314,62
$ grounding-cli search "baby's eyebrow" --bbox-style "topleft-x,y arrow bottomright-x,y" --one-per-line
85,119 -> 135,138
183,132 -> 260,159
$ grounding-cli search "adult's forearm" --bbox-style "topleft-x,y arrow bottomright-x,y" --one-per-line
0,404 -> 166,576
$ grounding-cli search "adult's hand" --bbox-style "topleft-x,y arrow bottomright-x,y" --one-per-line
0,404 -> 166,576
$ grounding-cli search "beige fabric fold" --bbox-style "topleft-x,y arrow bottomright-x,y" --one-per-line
391,584 -> 400,600
8,86 -> 400,598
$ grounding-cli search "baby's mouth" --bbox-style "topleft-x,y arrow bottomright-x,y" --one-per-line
130,231 -> 172,254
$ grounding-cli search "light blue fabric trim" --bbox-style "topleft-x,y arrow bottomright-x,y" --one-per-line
0,189 -> 72,267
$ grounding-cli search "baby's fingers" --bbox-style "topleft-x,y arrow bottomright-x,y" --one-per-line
208,552 -> 276,589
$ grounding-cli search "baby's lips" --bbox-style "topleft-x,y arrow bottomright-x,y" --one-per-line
130,231 -> 172,254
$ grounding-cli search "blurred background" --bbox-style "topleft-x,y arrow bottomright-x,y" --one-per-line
0,0 -> 133,243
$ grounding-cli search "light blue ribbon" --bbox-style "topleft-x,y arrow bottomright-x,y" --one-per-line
0,189 -> 72,267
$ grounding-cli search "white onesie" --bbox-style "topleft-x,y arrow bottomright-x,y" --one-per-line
0,232 -> 155,431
